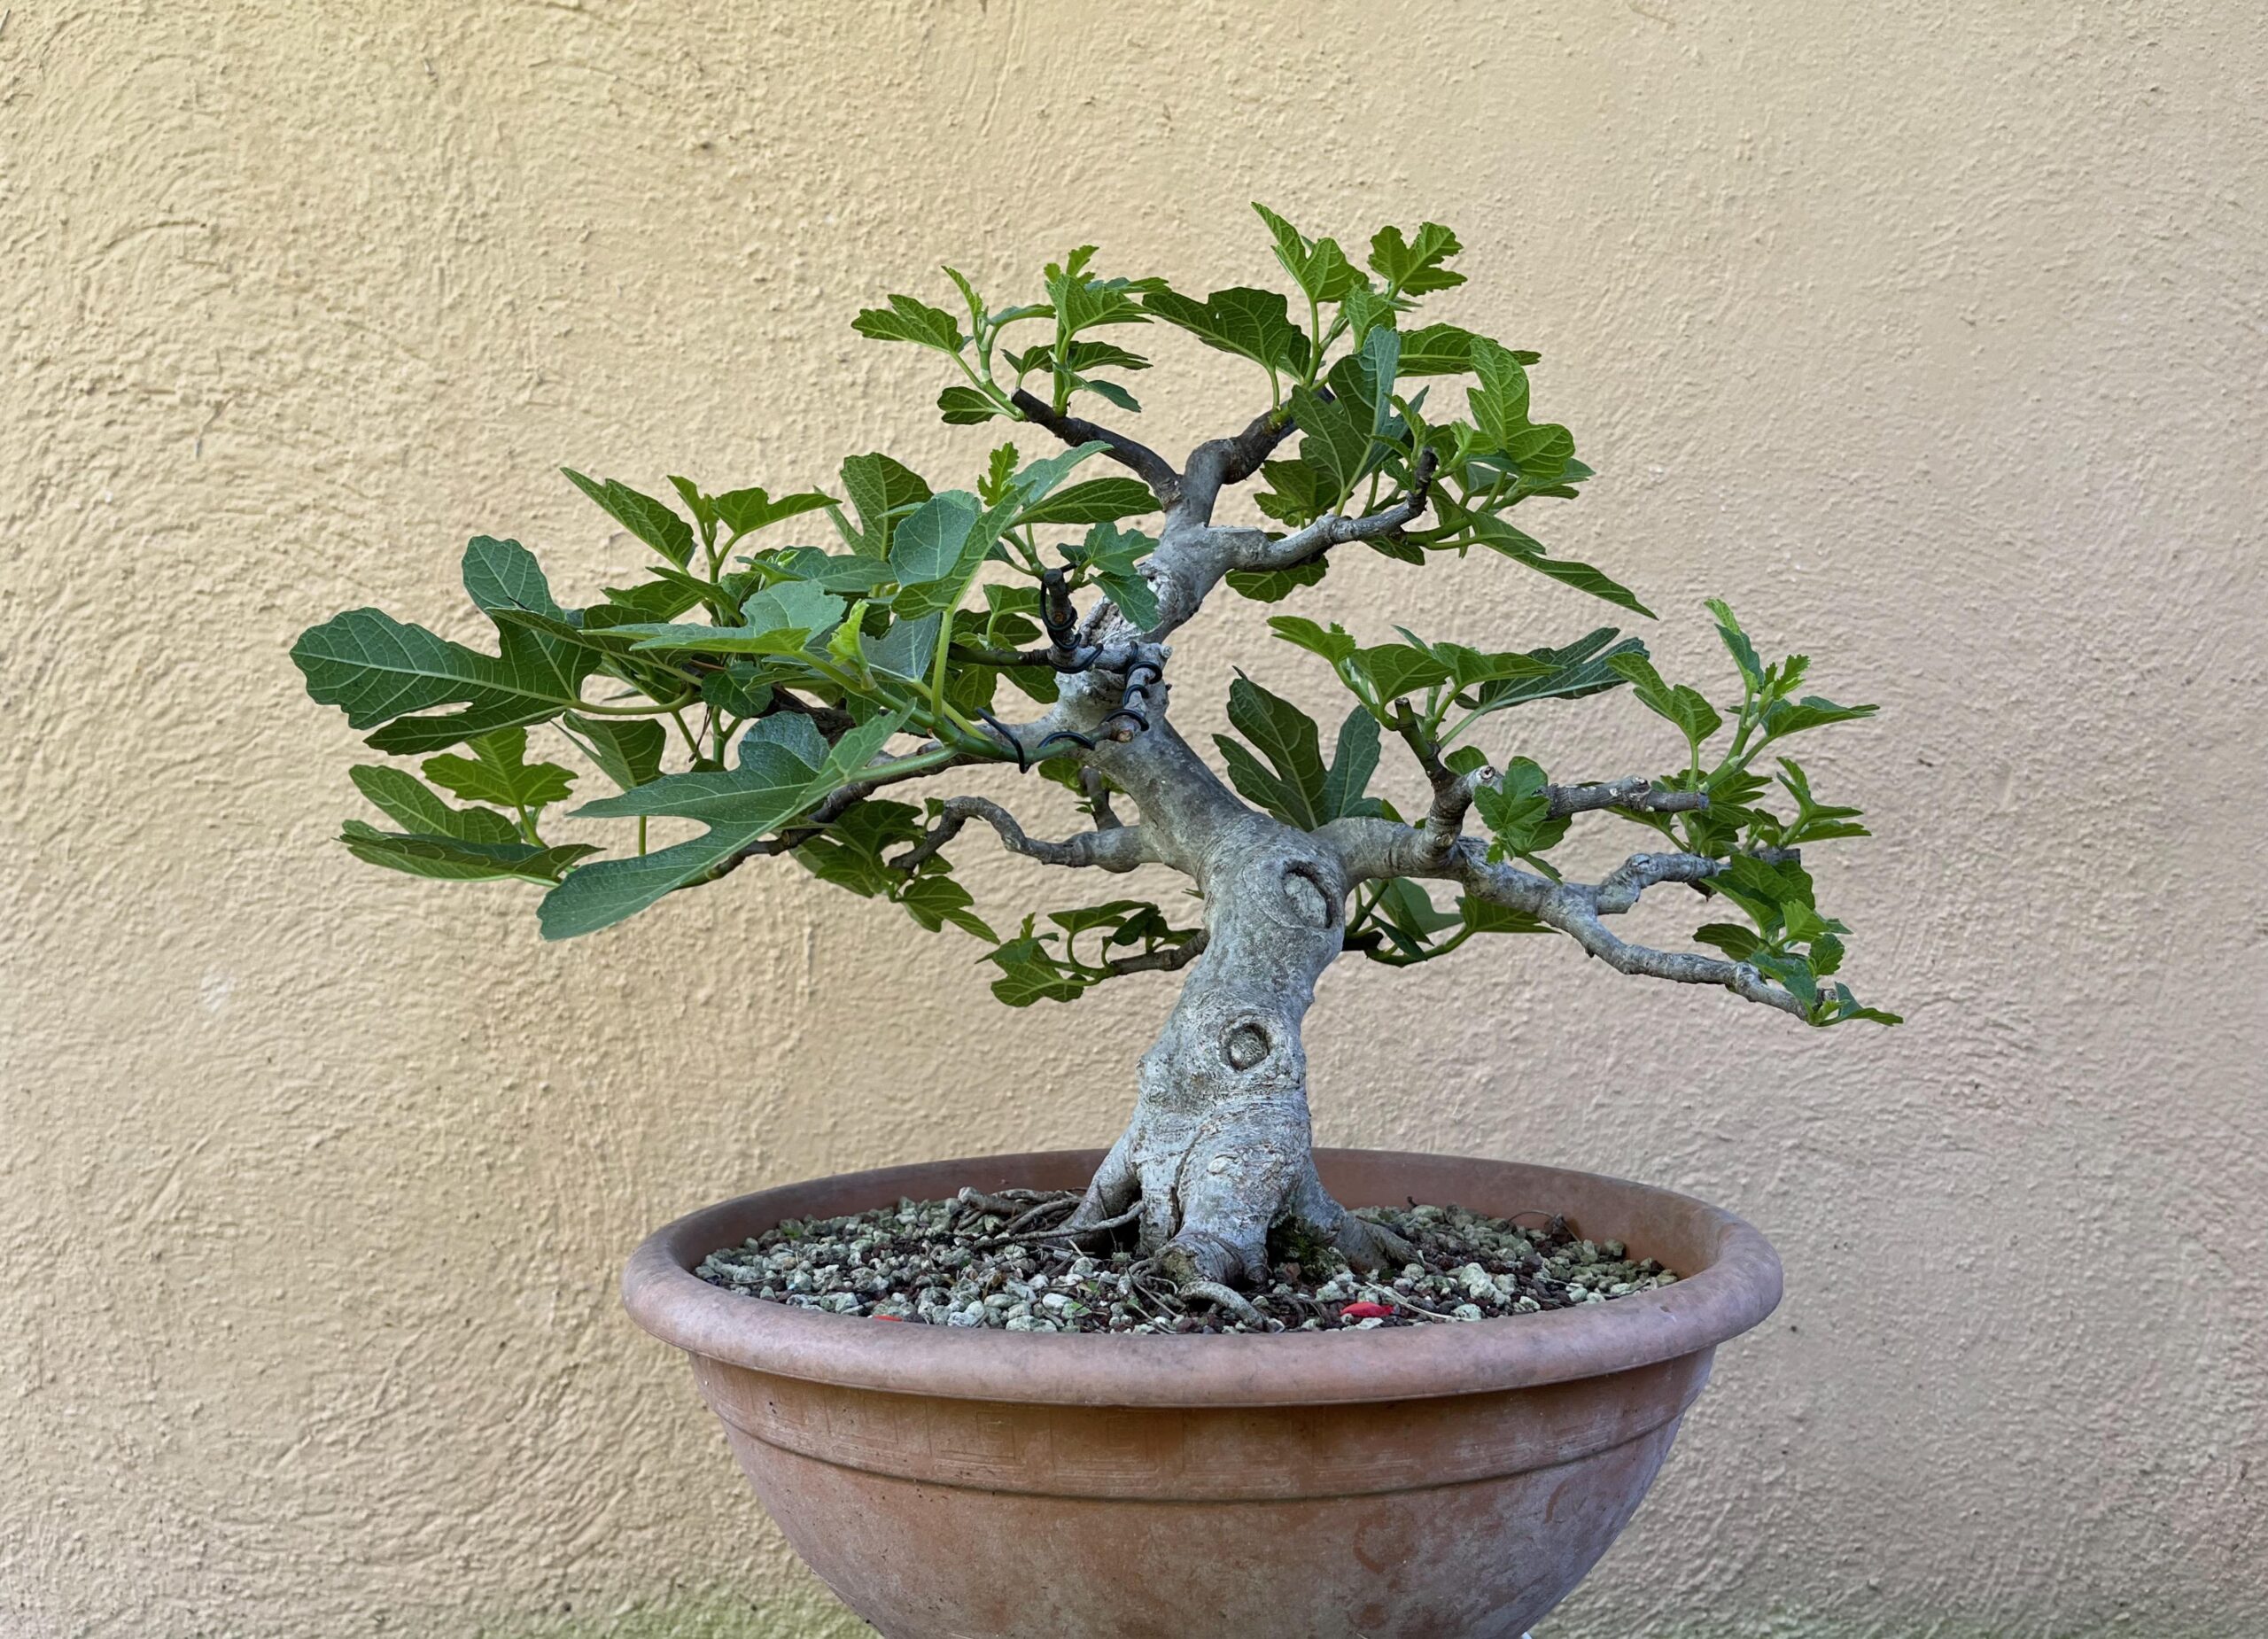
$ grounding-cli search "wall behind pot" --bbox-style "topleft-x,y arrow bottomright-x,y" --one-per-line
4,3 -> 2263,1635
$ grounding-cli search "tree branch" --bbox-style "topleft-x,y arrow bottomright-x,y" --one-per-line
951,636 -> 1154,673
1317,819 -> 1803,1019
1231,447 -> 1440,572
1049,395 -> 1324,642
1100,929 -> 1207,978
1518,882 -> 1803,1017
1592,850 -> 1724,913
764,688 -> 858,741
1386,708 -> 1710,869
1418,775 -> 1477,865
971,643 -> 1170,765
959,710 -> 1062,771
1430,771 -> 1711,861
947,575 -> 1166,716
1177,403 -> 1301,526
890,796 -> 1162,875
1546,778 -> 1712,819
1010,388 -> 1181,508
1386,705 -> 1469,866
1079,767 -> 1123,829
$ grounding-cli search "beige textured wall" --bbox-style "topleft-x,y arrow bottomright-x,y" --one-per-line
4,3 -> 2264,1635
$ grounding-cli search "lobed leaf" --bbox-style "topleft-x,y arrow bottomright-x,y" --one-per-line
1605,653 -> 1722,752
985,939 -> 1089,1006
1005,439 -> 1108,507
1459,627 -> 1647,713
1009,338 -> 1152,376
1350,642 -> 1453,705
1254,457 -> 1331,528
561,470 -> 696,568
597,577 -> 705,623
1011,477 -> 1159,529
1139,285 -> 1308,377
1396,322 -> 1487,377
889,492 -> 985,587
292,539 -> 601,754
851,293 -> 967,353
1333,325 -> 1402,445
937,385 -> 1005,424
890,492 -> 1018,620
1267,615 -> 1360,667
1761,695 -> 1880,738
837,453 -> 934,560
1366,879 -> 1464,958
1441,501 -> 1655,618
348,765 -> 519,844
1224,557 -> 1328,602
1457,896 -> 1550,936
1368,221 -> 1465,296
1393,630 -> 1556,692
540,713 -> 903,939
1061,520 -> 1160,632
1045,251 -> 1154,337
561,714 -> 666,791
897,873 -> 997,942
1471,757 -> 1571,862
614,579 -> 848,657
796,801 -> 926,898
712,486 -> 835,539
1465,338 -> 1534,449
421,726 -> 575,812
753,548 -> 898,595
1288,384 -> 1371,510
340,822 -> 597,884
1704,597 -> 1765,689
1318,708 -> 1382,822
1213,675 -> 1379,829
1253,202 -> 1365,304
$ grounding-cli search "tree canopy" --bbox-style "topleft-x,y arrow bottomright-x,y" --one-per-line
294,205 -> 1896,1029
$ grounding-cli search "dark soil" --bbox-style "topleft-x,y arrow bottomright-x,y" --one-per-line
695,1188 -> 1681,1335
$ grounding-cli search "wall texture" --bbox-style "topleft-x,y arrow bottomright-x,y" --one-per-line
4,3 -> 2264,1635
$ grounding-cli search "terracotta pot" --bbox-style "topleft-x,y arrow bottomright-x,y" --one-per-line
622,1148 -> 1782,1639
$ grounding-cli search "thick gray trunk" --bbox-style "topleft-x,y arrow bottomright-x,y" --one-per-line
1063,794 -> 1410,1283
1031,517 -> 1418,1288
970,408 -> 1744,1293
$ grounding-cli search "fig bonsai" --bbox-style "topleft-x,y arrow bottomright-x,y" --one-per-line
292,206 -> 1896,1313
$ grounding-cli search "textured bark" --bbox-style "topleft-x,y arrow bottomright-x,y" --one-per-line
948,400 -> 1731,1292
1060,812 -> 1410,1282
954,421 -> 1433,1286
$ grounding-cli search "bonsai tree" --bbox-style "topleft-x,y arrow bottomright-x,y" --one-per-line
293,206 -> 1896,1309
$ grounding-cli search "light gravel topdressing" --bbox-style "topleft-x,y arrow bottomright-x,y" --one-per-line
696,1192 -> 1681,1334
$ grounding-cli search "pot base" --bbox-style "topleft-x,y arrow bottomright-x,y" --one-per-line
698,1349 -> 1701,1637
625,1149 -> 1783,1639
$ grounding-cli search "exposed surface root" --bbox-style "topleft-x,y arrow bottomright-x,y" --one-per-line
1332,1208 -> 1419,1272
999,1202 -> 1142,1245
1176,1278 -> 1265,1328
952,1186 -> 1075,1225
995,1194 -> 1080,1236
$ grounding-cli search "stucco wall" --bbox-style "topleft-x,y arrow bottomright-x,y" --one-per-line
4,3 -> 2264,1635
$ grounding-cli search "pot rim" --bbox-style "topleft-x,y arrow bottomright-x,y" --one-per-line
621,1146 -> 1783,1408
